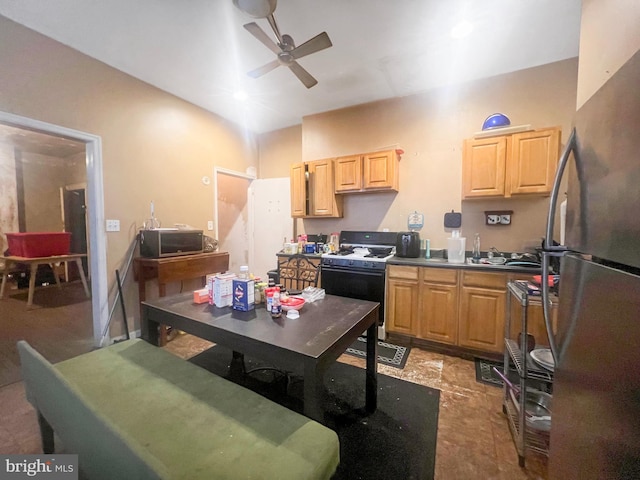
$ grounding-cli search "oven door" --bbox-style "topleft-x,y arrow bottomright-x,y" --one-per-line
320,264 -> 386,326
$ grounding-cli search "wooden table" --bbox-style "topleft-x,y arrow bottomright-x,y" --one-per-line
134,252 -> 229,345
0,254 -> 90,308
141,293 -> 379,422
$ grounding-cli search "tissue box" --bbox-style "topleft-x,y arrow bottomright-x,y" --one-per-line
232,278 -> 255,311
193,288 -> 210,304
209,273 -> 236,307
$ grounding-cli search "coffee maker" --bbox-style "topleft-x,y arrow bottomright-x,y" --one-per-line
396,232 -> 420,258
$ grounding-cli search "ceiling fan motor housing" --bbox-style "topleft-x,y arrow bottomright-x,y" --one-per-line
233,0 -> 276,18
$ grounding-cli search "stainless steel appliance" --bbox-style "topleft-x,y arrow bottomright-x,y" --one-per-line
139,228 -> 203,258
320,230 -> 397,340
542,49 -> 640,479
395,231 -> 420,258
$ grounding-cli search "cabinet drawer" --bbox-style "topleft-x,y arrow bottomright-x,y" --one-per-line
421,267 -> 458,284
387,265 -> 419,280
462,270 -> 507,290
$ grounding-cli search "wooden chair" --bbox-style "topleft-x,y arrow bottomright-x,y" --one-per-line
277,254 -> 320,292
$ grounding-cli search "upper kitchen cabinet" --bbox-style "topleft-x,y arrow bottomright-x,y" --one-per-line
462,127 -> 561,199
290,159 -> 343,218
334,149 -> 401,193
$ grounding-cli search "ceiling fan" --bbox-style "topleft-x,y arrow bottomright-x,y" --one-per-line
233,0 -> 332,88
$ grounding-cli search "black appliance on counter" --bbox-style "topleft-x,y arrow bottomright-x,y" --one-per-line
542,49 -> 640,479
139,229 -> 203,258
395,231 -> 420,258
320,231 -> 397,340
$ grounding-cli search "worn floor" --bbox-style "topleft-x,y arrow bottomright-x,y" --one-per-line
0,332 -> 548,479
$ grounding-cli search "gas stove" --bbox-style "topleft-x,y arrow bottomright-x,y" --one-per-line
321,231 -> 397,270
320,230 -> 398,340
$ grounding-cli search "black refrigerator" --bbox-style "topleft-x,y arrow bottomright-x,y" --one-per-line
542,49 -> 640,479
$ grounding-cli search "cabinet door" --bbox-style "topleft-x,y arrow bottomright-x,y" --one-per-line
335,155 -> 362,192
418,268 -> 458,344
308,159 -> 342,217
419,282 -> 458,344
386,277 -> 418,336
459,285 -> 506,353
290,162 -> 306,217
363,150 -> 399,191
509,127 -> 560,196
462,136 -> 508,198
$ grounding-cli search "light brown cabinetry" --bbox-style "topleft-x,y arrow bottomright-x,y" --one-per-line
334,149 -> 400,193
290,159 -> 343,218
458,271 -> 507,353
386,265 -> 530,355
385,266 -> 419,335
418,268 -> 458,344
462,127 -> 561,199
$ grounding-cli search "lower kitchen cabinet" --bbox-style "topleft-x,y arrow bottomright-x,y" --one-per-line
385,266 -> 419,335
387,265 -> 529,355
458,271 -> 507,353
419,268 -> 458,344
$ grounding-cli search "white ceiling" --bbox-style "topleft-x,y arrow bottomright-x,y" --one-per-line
0,0 -> 582,134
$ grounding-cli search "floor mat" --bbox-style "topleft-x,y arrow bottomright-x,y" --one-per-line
189,345 -> 440,480
474,358 -> 519,388
344,336 -> 410,369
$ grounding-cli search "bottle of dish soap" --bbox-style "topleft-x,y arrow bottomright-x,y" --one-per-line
472,233 -> 481,263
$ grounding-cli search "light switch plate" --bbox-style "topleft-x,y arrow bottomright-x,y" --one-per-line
106,219 -> 120,232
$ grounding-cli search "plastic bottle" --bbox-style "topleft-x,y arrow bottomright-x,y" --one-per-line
472,233 -> 481,263
424,239 -> 431,259
271,289 -> 282,318
239,265 -> 249,279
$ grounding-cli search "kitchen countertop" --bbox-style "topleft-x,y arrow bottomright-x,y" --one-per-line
388,256 -> 543,274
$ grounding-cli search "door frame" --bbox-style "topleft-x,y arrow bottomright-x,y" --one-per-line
60,182 -> 89,279
0,110 -> 108,347
213,167 -> 256,272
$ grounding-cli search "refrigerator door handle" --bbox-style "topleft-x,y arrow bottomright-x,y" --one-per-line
544,127 -> 576,249
542,127 -> 576,361
541,251 -> 560,360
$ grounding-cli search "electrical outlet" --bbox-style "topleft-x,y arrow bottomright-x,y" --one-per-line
500,214 -> 511,225
207,221 -> 214,231
487,215 -> 500,225
106,219 -> 120,232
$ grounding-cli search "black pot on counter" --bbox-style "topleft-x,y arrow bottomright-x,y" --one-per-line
396,232 -> 421,258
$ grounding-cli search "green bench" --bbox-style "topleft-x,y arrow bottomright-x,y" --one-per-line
18,338 -> 339,480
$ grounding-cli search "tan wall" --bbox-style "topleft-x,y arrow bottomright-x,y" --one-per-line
258,125 -> 302,178
22,153 -> 67,232
577,1 -> 640,108
260,58 -> 578,252
0,16 -> 257,330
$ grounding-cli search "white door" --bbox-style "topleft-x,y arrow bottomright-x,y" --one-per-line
215,169 -> 253,275
250,178 -> 292,281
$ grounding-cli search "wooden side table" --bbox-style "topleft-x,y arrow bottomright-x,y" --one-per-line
0,254 -> 90,308
134,252 -> 229,346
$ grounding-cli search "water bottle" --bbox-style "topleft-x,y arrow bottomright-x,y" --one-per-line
472,233 -> 481,263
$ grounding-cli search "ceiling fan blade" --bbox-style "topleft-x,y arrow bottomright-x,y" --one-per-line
288,61 -> 318,88
243,22 -> 281,55
291,32 -> 332,60
247,59 -> 281,78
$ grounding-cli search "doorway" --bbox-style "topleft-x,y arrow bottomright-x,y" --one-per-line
214,168 -> 255,275
62,184 -> 89,279
0,110 -> 108,347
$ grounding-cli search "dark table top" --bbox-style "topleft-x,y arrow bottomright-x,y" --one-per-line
142,293 -> 379,360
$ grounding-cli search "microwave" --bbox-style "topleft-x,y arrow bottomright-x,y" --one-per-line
139,229 -> 203,258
